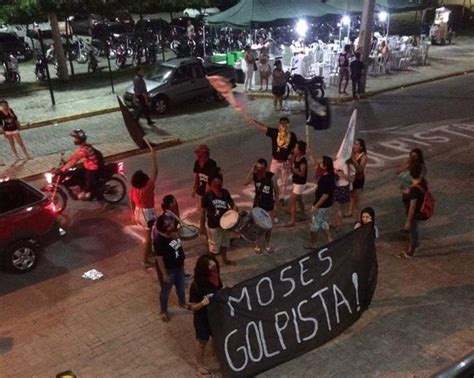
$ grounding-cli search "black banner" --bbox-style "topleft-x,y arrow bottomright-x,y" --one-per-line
208,225 -> 378,377
117,96 -> 146,149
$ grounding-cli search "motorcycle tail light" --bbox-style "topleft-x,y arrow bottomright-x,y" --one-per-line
45,172 -> 53,184
117,162 -> 124,175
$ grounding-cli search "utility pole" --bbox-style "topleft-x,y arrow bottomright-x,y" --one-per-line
358,0 -> 376,93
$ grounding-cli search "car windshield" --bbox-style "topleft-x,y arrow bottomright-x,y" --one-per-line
146,65 -> 173,81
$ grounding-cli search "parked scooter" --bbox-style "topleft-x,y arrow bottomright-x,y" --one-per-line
115,44 -> 127,69
3,54 -> 21,83
34,54 -> 48,80
284,71 -> 325,100
87,50 -> 98,73
41,151 -> 127,214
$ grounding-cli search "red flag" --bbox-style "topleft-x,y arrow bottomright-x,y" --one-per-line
206,75 -> 243,112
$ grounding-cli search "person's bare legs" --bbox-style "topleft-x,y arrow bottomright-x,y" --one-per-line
14,133 -> 31,159
350,189 -> 362,221
195,340 -> 209,374
273,96 -> 278,110
278,96 -> 283,110
297,195 -> 306,220
143,230 -> 152,266
323,228 -> 332,243
287,192 -> 297,226
343,78 -> 349,94
5,135 -> 19,159
308,231 -> 318,248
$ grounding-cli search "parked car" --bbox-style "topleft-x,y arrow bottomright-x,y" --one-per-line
25,28 -> 66,52
0,178 -> 64,273
69,13 -> 104,36
170,17 -> 203,35
113,10 -> 135,26
123,57 -> 236,114
0,32 -> 32,61
183,7 -> 220,18
135,18 -> 173,41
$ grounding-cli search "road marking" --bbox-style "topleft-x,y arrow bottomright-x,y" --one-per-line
123,225 -> 145,243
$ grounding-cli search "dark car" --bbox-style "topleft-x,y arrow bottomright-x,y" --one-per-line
113,10 -> 135,26
70,13 -> 104,36
444,5 -> 474,30
0,32 -> 32,61
0,178 -> 64,273
135,18 -> 173,41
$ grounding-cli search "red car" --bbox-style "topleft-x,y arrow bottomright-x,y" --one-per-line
0,178 -> 64,273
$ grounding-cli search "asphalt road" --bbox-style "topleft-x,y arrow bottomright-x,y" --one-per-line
1,74 -> 473,377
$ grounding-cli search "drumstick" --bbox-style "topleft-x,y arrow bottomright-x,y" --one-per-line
143,137 -> 153,151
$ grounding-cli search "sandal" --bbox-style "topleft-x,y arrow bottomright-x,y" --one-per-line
265,246 -> 274,254
395,252 -> 413,259
254,247 -> 262,255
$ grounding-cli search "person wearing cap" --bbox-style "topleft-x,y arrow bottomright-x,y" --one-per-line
61,129 -> 103,200
244,114 -> 297,209
192,144 -> 218,213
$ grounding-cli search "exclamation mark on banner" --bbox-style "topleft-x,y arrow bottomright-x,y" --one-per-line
352,273 -> 360,311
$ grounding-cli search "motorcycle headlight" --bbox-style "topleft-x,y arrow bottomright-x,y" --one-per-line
45,172 -> 53,184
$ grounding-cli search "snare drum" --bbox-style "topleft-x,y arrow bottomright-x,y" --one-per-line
238,207 -> 273,243
220,210 -> 241,231
178,224 -> 200,241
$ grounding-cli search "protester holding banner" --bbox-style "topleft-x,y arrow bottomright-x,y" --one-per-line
244,158 -> 278,254
306,156 -> 335,249
354,207 -> 379,239
286,141 -> 308,227
192,144 -> 218,214
244,115 -> 297,207
153,195 -> 187,322
348,139 -> 368,221
188,254 -> 223,375
200,173 -> 237,265
129,145 -> 158,268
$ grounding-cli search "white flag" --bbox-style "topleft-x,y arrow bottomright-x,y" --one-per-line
336,109 -> 357,164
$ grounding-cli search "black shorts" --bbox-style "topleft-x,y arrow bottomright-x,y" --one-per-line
352,177 -> 365,190
194,316 -> 212,342
272,85 -> 286,97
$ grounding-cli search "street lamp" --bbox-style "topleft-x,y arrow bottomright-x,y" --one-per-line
378,11 -> 390,36
296,19 -> 308,38
340,15 -> 351,45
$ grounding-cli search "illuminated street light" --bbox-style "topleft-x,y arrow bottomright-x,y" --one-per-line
296,19 -> 308,37
341,15 -> 351,26
378,11 -> 389,22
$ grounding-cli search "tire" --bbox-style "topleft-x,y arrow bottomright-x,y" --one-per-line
102,177 -> 127,204
4,240 -> 39,273
310,86 -> 325,100
154,96 -> 168,114
77,53 -> 88,64
43,187 -> 67,214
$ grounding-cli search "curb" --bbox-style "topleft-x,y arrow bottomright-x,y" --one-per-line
10,68 -> 474,132
14,137 -> 182,182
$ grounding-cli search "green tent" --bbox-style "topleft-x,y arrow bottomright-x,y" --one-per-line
205,0 -> 344,28
327,0 -> 426,13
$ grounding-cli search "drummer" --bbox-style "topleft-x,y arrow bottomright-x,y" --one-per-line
152,194 -> 187,322
200,173 -> 237,265
192,144 -> 218,214
244,158 -> 278,254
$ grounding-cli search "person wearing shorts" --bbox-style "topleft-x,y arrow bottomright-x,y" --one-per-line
306,156 -> 335,249
200,173 -> 236,265
332,158 -> 354,231
188,255 -> 223,375
286,141 -> 307,227
129,147 -> 158,267
0,100 -> 31,160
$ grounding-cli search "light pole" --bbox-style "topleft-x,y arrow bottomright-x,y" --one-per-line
358,0 -> 376,92
37,29 -> 56,106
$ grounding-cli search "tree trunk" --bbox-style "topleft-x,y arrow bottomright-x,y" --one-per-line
358,0 -> 376,93
48,12 -> 69,81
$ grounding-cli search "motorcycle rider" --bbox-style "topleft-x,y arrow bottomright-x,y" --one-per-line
3,53 -> 19,82
60,129 -> 103,200
34,53 -> 47,80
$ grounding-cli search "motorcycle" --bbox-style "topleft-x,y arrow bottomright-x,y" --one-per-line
41,151 -> 127,214
115,44 -> 127,69
3,55 -> 20,83
284,71 -> 325,100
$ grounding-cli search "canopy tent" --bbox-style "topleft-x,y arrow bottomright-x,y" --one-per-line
206,0 -> 427,28
205,0 -> 344,28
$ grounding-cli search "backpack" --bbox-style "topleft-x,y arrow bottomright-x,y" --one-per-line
414,184 -> 435,220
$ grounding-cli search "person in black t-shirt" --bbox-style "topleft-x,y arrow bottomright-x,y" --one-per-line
397,164 -> 427,259
244,158 -> 279,254
244,115 -> 297,207
188,254 -> 223,375
286,141 -> 308,227
200,173 -> 237,265
306,155 -> 335,249
350,52 -> 364,100
338,44 -> 351,95
153,194 -> 187,322
192,144 -> 218,213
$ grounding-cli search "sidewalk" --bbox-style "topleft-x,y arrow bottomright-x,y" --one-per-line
1,37 -> 474,180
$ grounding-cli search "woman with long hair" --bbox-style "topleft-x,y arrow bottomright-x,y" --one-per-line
0,100 -> 31,160
188,254 -> 223,375
348,138 -> 368,220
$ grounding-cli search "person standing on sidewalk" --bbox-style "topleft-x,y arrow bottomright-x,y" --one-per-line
272,60 -> 286,111
244,158 -> 279,254
286,141 -> 307,227
129,145 -> 158,268
259,46 -> 271,92
188,254 -> 223,375
306,156 -> 335,249
0,100 -> 31,160
244,115 -> 297,208
192,144 -> 218,214
350,52 -> 364,100
243,45 -> 256,93
153,194 -> 187,322
348,138 -> 368,221
200,173 -> 237,265
338,44 -> 351,95
133,66 -> 154,126
398,164 -> 427,259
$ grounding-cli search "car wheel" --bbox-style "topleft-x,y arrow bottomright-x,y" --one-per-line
4,240 -> 39,273
154,96 -> 168,114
